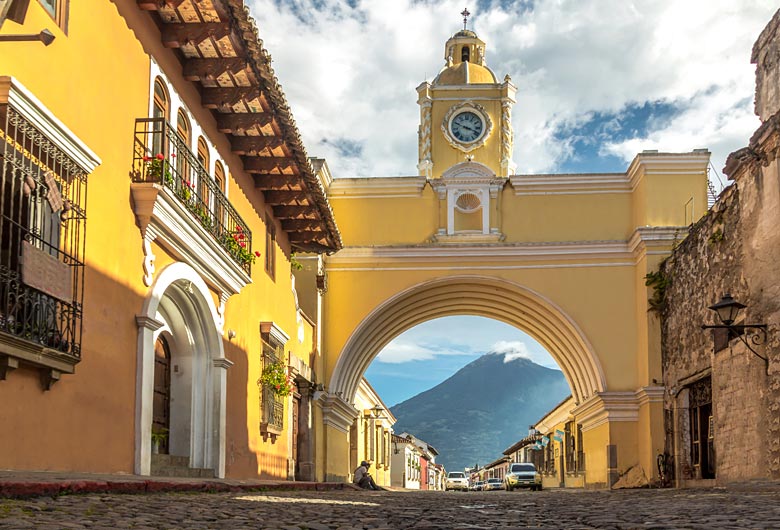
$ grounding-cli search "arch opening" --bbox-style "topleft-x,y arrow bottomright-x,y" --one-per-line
329,276 -> 605,407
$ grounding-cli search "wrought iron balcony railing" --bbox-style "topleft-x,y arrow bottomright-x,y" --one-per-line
132,118 -> 253,274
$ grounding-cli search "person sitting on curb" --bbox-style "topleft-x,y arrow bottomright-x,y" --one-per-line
353,460 -> 379,490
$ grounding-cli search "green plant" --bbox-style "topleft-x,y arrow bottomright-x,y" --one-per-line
195,206 -> 213,230
644,269 -> 670,313
222,226 -> 260,266
290,252 -> 303,271
151,428 -> 168,445
258,360 -> 294,397
708,227 -> 724,245
144,153 -> 172,185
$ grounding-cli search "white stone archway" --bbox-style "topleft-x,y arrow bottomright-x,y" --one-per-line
134,262 -> 232,477
328,275 -> 606,407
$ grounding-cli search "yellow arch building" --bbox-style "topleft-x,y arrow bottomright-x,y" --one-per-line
317,28 -> 709,488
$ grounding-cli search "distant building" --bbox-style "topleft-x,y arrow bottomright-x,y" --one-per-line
390,434 -> 421,489
351,379 -> 396,487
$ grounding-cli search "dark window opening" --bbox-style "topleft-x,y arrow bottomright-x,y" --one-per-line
461,46 -> 470,62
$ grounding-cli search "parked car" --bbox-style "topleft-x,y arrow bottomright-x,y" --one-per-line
483,477 -> 503,491
504,462 -> 542,491
444,471 -> 469,491
471,481 -> 484,491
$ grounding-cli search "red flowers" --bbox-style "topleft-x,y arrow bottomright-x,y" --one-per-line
155,153 -> 164,160
254,251 -> 261,257
143,156 -> 151,162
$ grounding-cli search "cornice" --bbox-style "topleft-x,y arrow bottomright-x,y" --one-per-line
259,321 -> 290,346
328,177 -> 427,199
0,76 -> 102,173
320,393 -> 359,433
534,397 -> 576,432
628,226 -> 686,259
510,173 -> 630,195
573,391 -> 640,432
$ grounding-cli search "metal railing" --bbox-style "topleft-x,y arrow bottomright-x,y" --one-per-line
132,118 -> 253,274
0,105 -> 87,360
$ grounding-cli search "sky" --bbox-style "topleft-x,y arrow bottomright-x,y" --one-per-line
247,1 -> 779,406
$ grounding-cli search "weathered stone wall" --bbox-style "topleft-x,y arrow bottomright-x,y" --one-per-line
661,118 -> 780,484
660,8 -> 780,485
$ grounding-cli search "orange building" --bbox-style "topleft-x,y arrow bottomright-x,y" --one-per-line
0,0 -> 339,480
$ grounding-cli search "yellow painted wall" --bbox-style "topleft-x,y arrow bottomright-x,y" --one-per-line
0,0 -> 310,480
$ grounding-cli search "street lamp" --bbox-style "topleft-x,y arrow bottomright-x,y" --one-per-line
701,293 -> 768,372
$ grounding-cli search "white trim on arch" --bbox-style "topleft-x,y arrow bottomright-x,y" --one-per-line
134,262 -> 231,478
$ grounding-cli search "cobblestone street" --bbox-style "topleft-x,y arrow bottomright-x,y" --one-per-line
3,486 -> 780,530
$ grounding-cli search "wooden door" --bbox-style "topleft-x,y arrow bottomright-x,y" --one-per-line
292,394 -> 300,478
152,336 -> 171,454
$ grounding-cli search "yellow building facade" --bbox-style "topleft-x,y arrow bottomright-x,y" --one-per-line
0,0 -> 339,481
318,28 -> 709,488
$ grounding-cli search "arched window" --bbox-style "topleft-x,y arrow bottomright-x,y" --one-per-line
197,137 -> 210,212
461,46 -> 470,63
176,110 -> 190,182
213,161 -> 226,228
152,78 -> 169,156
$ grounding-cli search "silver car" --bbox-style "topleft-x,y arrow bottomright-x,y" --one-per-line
444,471 -> 469,491
504,462 -> 542,491
482,477 -> 503,491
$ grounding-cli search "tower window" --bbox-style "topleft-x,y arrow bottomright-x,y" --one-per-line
461,46 -> 470,62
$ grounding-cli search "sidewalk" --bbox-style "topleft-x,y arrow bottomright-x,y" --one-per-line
0,469 -> 359,499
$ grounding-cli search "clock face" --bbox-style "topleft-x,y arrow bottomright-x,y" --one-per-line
450,111 -> 485,143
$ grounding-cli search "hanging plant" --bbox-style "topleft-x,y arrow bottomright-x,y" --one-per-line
259,360 -> 295,397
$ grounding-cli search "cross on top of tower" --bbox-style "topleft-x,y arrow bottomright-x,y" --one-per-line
461,7 -> 471,30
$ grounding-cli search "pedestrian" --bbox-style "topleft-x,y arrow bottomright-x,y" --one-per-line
353,460 -> 379,490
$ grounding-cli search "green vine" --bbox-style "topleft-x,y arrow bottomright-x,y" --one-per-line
290,252 -> 303,271
644,269 -> 670,313
708,227 -> 724,245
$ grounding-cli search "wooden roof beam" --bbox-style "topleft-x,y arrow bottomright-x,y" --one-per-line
263,190 -> 310,206
282,219 -> 325,232
216,112 -> 274,134
138,0 -> 185,10
273,206 -> 319,220
201,86 -> 261,109
253,174 -> 301,190
242,156 -> 296,174
232,135 -> 284,154
161,22 -> 231,48
185,58 -> 248,82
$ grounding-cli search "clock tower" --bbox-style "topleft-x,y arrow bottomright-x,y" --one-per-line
416,25 -> 516,180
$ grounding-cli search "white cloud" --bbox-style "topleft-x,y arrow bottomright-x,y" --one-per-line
248,0 -> 777,180
374,340 -> 473,364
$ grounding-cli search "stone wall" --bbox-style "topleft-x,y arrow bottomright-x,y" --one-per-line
660,114 -> 780,484
660,9 -> 780,484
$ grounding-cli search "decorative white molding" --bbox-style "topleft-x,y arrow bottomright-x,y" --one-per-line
141,237 -> 156,287
328,177 -> 427,199
259,321 -> 290,346
130,183 -> 251,298
212,357 -> 234,370
574,391 -> 641,432
510,173 -> 631,195
320,393 -> 359,433
0,76 -> 102,173
635,385 -> 665,407
135,315 -> 165,331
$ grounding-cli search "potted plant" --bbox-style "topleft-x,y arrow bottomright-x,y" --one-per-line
258,360 -> 295,397
151,427 -> 168,454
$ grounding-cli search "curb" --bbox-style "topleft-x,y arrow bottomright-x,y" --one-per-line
0,479 -> 357,499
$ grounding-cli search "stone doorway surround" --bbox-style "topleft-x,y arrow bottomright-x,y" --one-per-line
134,262 -> 232,478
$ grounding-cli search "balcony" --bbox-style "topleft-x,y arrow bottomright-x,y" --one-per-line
130,118 -> 253,298
132,118 -> 253,275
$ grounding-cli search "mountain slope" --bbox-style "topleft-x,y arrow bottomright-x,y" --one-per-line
388,352 -> 570,472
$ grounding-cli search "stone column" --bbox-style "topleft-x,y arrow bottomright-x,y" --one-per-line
296,383 -> 315,481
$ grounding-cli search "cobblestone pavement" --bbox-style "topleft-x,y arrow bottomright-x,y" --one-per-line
3,486 -> 780,530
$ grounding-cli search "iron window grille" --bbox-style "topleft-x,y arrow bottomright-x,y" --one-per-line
132,118 -> 253,274
260,339 -> 284,433
0,104 -> 87,368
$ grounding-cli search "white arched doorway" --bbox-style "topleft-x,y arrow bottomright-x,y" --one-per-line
134,262 -> 231,477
